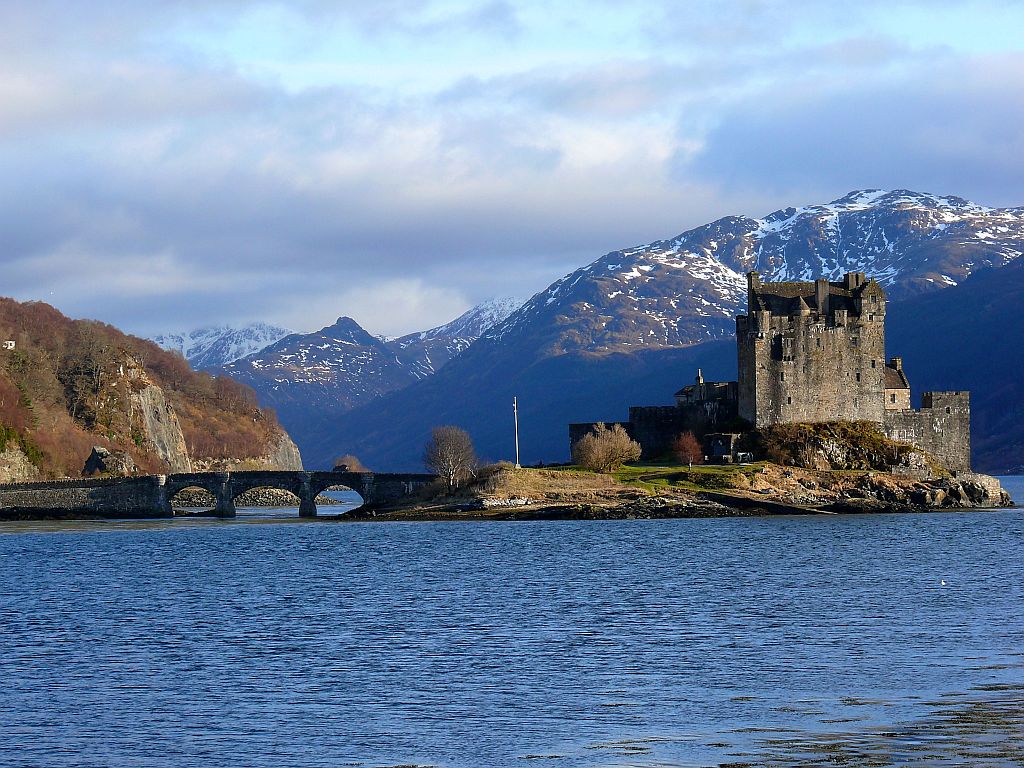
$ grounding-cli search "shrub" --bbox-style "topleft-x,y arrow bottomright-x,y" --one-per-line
673,431 -> 704,468
571,422 -> 642,473
333,453 -> 370,472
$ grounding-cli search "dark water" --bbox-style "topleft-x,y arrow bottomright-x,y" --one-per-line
1,480 -> 1022,768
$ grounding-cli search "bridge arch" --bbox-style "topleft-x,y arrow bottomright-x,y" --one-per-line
168,485 -> 217,514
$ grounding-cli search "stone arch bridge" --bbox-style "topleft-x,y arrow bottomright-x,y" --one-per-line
0,471 -> 436,519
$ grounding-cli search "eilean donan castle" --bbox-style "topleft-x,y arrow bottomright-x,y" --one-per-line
571,271 -> 971,471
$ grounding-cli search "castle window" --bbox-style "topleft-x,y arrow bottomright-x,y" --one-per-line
871,359 -> 877,368
890,394 -> 896,403
946,406 -> 951,414
856,372 -> 861,382
787,396 -> 792,404
780,372 -> 785,382
869,314 -> 875,321
870,295 -> 877,304
816,338 -> 821,348
851,337 -> 859,347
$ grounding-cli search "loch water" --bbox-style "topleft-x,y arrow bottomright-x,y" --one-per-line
1,480 -> 1022,768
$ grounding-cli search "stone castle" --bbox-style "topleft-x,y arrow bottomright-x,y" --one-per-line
570,271 -> 971,471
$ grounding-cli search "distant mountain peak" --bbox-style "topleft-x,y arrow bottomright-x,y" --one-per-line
152,322 -> 293,370
389,297 -> 523,379
216,298 -> 523,454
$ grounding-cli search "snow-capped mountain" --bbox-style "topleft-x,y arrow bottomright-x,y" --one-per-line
301,189 -> 1024,470
390,297 -> 522,378
153,323 -> 292,370
486,189 -> 1024,356
221,316 -> 415,419
218,299 -> 522,447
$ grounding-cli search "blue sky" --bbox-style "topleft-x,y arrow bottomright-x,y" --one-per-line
2,1 -> 1023,336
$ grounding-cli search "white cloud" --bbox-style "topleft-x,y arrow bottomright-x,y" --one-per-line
0,1 -> 1022,338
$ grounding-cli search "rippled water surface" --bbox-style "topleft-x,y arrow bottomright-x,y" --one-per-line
1,480 -> 1022,767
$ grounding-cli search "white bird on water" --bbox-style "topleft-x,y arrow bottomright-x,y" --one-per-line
941,580 -> 947,586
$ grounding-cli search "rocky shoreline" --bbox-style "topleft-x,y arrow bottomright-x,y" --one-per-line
332,465 -> 1014,522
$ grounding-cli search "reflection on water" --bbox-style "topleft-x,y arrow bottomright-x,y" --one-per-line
0,482 -> 1020,767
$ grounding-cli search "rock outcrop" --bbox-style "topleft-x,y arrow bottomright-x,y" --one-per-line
265,431 -> 303,470
83,446 -> 137,477
187,428 -> 303,472
0,446 -> 40,484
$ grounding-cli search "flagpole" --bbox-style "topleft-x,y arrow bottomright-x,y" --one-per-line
513,396 -> 521,468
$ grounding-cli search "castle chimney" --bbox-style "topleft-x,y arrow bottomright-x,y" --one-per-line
844,272 -> 867,290
747,271 -> 761,312
890,356 -> 903,371
815,278 -> 829,318
696,368 -> 704,385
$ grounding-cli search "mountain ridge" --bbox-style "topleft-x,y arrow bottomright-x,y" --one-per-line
219,299 -> 523,455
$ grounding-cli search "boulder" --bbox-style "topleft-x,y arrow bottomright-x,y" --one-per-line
83,446 -> 136,477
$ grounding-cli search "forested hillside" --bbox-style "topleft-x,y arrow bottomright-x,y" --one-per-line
0,298 -> 300,481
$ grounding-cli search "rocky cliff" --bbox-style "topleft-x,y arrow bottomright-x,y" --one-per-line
0,297 -> 301,481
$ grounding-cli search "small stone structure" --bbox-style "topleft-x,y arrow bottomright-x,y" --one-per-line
571,271 -> 974,472
0,470 -> 437,519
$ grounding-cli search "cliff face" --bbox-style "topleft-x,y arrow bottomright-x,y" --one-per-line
266,431 -> 303,470
0,297 -> 300,480
133,382 -> 192,473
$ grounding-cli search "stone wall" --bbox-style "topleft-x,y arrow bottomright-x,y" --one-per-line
884,392 -> 971,472
0,475 -> 171,518
569,397 -> 739,461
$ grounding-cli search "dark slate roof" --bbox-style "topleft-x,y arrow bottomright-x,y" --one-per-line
884,365 -> 910,390
750,279 -> 873,316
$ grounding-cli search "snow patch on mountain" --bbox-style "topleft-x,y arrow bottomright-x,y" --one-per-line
389,297 -> 523,378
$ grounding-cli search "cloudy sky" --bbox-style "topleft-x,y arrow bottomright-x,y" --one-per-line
2,1 -> 1023,337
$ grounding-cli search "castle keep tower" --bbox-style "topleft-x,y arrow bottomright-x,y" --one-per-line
737,271 -> 887,426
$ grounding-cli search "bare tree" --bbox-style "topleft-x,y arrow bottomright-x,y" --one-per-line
423,426 -> 478,493
572,422 -> 642,473
673,431 -> 704,468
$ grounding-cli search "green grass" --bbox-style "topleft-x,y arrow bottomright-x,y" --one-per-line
544,461 -> 768,494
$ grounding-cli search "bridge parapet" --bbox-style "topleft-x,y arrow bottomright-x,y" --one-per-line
0,475 -> 171,519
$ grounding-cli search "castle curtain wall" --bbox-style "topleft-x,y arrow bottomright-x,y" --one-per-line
884,392 -> 971,472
